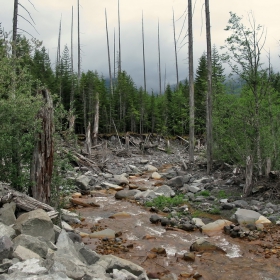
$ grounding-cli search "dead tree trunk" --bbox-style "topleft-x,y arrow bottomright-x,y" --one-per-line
85,122 -> 92,156
92,92 -> 99,146
172,7 -> 179,90
105,9 -> 113,95
118,0 -> 121,73
188,0 -> 195,163
142,11 -> 147,93
30,89 -> 54,204
244,155 -> 253,197
205,0 -> 213,174
12,0 -> 18,56
77,0 -> 81,81
158,20 -> 162,95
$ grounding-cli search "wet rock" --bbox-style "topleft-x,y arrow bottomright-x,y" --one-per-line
192,218 -> 205,227
161,218 -> 171,226
0,236 -> 13,262
181,222 -> 195,231
190,238 -> 225,253
89,228 -> 116,239
166,176 -> 183,188
61,209 -> 81,224
115,189 -> 140,200
109,212 -> 131,219
75,175 -> 91,190
234,209 -> 271,226
183,252 -> 195,262
161,273 -> 178,280
201,219 -> 232,236
13,209 -> 55,242
150,214 -> 161,224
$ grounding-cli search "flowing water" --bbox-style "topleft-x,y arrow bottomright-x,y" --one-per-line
73,175 -> 280,280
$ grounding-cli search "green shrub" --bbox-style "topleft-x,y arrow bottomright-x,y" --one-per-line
145,194 -> 184,210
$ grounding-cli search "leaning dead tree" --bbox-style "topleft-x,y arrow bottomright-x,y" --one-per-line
205,0 -> 213,174
188,0 -> 195,163
30,89 -> 54,205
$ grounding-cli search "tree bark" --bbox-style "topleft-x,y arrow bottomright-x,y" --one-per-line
92,92 -> 99,146
118,0 -> 121,73
85,122 -> 92,156
172,8 -> 179,90
244,155 -> 253,197
142,11 -> 147,93
205,0 -> 213,174
30,89 -> 54,204
158,20 -> 162,95
188,0 -> 195,163
12,0 -> 18,56
105,9 -> 113,95
77,0 -> 81,80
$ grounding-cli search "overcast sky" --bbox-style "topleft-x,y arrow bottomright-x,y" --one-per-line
1,0 -> 280,93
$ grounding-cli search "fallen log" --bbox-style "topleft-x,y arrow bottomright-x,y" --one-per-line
0,185 -> 58,219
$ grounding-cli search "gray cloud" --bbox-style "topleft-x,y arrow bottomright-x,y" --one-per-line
1,0 -> 280,92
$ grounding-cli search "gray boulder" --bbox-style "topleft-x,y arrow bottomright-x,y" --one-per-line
13,245 -> 41,261
112,174 -> 129,185
115,189 -> 140,200
233,200 -> 249,208
190,238 -> 225,253
154,185 -> 175,197
13,234 -> 49,258
13,209 -> 55,243
0,236 -> 13,262
0,222 -> 16,239
0,202 -> 16,226
166,176 -> 183,188
75,175 -> 91,190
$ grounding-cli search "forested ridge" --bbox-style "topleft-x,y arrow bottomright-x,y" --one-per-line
1,10 -> 280,201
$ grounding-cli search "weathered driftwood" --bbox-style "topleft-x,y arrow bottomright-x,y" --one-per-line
30,89 -> 54,204
0,185 -> 58,218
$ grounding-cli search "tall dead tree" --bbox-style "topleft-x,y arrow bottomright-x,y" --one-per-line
158,20 -> 162,95
12,0 -> 19,56
77,0 -> 81,80
118,0 -> 121,73
92,92 -> 100,146
142,11 -> 147,93
188,0 -> 195,163
172,8 -> 179,90
69,6 -> 75,131
114,28 -> 116,81
105,9 -> 113,95
56,17 -> 62,67
205,0 -> 213,174
30,89 -> 54,204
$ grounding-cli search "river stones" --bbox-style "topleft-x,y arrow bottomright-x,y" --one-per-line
89,228 -> 116,239
201,219 -> 232,236
190,238 -> 226,253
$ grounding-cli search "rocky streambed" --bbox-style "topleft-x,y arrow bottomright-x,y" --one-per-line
1,140 -> 280,280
